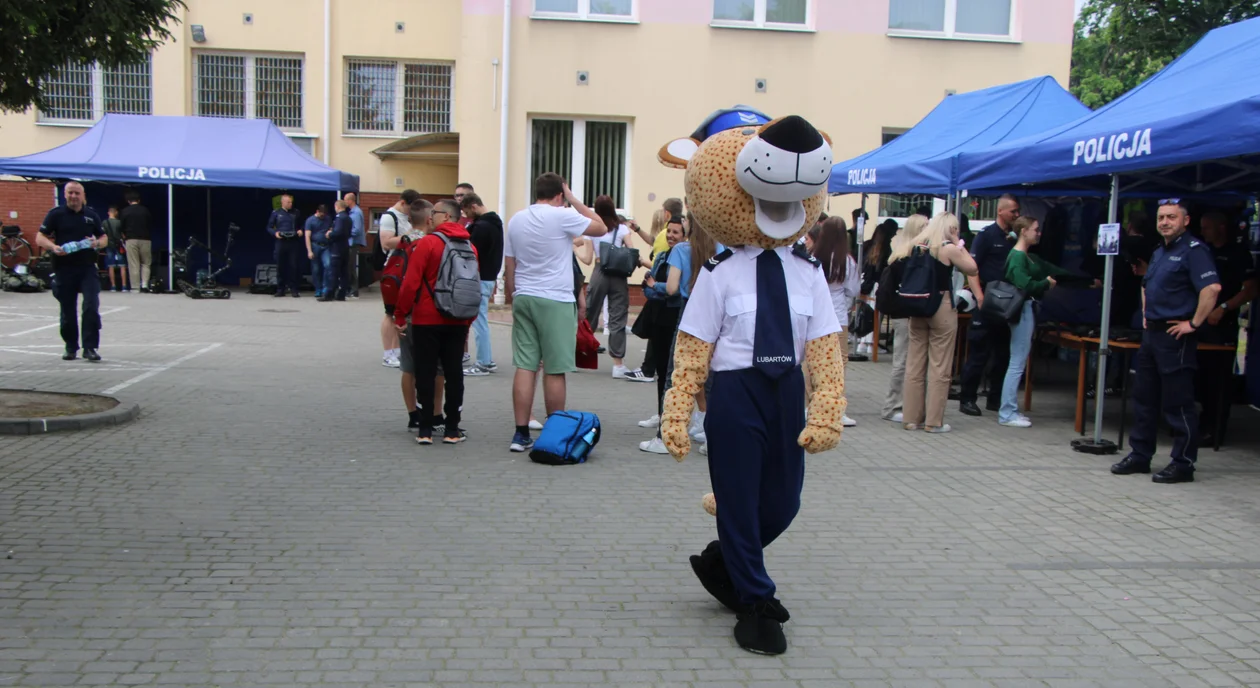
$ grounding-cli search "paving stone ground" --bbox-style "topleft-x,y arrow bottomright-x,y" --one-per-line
2,289 -> 1259,687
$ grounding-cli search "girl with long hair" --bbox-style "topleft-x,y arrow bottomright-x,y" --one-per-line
879,214 -> 929,422
584,195 -> 652,381
997,216 -> 1073,428
812,216 -> 859,427
897,212 -> 978,433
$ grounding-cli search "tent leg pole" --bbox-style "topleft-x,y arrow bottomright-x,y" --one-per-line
1074,174 -> 1120,455
206,188 -> 212,273
168,184 -> 174,294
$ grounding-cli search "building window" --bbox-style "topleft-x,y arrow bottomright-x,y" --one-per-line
38,58 -> 153,124
966,196 -> 999,222
712,0 -> 809,28
888,0 -> 1013,38
344,59 -> 453,136
531,118 -> 629,210
194,52 -> 304,130
533,0 -> 634,20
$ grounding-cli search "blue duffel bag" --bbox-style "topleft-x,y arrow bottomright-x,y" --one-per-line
529,411 -> 601,466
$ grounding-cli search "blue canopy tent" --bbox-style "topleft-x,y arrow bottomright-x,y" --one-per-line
956,18 -> 1260,196
0,114 -> 359,288
952,17 -> 1260,452
828,76 -> 1090,196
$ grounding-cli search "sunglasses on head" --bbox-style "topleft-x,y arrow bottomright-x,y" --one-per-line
1159,198 -> 1182,206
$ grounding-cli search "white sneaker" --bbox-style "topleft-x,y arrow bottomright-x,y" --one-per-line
884,412 -> 903,423
612,365 -> 629,379
528,418 -> 544,431
842,415 -> 857,427
638,414 -> 660,428
639,437 -> 669,454
462,352 -> 471,364
1000,416 -> 1032,428
698,442 -> 708,456
463,365 -> 490,377
382,355 -> 400,368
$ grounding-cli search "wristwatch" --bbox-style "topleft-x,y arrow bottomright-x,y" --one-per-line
1218,303 -> 1230,312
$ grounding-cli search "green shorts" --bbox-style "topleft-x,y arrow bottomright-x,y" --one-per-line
511,294 -> 577,375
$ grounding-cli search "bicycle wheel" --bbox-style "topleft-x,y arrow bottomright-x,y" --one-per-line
0,237 -> 33,273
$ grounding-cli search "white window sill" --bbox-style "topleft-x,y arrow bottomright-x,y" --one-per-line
710,21 -> 815,33
36,121 -> 94,128
886,30 -> 1020,44
530,13 -> 639,25
285,132 -> 318,139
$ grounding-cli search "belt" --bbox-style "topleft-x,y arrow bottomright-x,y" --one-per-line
1146,318 -> 1194,330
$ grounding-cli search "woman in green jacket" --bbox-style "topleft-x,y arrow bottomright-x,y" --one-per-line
999,216 -> 1075,428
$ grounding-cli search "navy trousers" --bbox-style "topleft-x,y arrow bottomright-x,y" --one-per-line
1129,328 -> 1200,467
706,366 -> 806,605
52,263 -> 101,352
274,240 -> 302,294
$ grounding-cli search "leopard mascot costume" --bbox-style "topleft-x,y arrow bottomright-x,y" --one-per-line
657,106 -> 846,655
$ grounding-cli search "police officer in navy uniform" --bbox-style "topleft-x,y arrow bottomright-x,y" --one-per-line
34,182 -> 108,361
1112,199 -> 1221,484
1195,209 -> 1257,446
267,193 -> 303,297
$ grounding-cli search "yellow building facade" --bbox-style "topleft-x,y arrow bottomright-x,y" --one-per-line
0,0 -> 1075,225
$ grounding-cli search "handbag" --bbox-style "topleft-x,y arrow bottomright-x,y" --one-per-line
576,317 -> 600,370
631,299 -> 661,339
598,226 -> 640,278
980,280 -> 1026,323
849,301 -> 875,339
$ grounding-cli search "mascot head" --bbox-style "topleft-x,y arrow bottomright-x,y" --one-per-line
658,105 -> 833,250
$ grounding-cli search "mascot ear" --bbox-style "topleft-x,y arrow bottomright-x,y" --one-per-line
819,130 -> 832,147
658,138 -> 700,169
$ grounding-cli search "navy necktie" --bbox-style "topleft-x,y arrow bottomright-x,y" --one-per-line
753,249 -> 795,378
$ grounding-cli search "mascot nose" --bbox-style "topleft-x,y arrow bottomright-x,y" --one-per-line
758,115 -> 824,155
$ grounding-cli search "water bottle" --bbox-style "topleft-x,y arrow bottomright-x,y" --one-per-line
61,238 -> 94,254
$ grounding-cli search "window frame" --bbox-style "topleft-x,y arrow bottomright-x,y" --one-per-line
342,57 -> 456,138
531,0 -> 638,23
886,0 -> 1018,42
37,57 -> 154,126
710,0 -> 814,32
525,115 -> 633,215
193,50 -> 306,131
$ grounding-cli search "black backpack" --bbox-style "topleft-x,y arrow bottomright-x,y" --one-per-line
894,245 -> 944,318
875,261 -> 905,318
371,210 -> 405,271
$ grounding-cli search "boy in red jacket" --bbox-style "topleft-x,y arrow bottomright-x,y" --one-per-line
394,199 -> 479,444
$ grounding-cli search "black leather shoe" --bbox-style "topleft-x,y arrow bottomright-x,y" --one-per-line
734,601 -> 788,655
1152,462 -> 1194,484
82,348 -> 100,362
985,399 -> 1000,412
959,401 -> 982,417
62,349 -> 77,361
273,291 -> 285,297
689,541 -> 744,614
1110,454 -> 1151,475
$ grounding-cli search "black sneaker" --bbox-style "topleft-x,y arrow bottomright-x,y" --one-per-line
443,429 -> 467,444
1110,454 -> 1151,475
62,349 -> 77,361
82,348 -> 101,362
407,410 -> 420,429
1152,461 -> 1194,484
734,601 -> 788,655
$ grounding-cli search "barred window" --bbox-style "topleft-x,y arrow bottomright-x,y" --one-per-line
531,118 -> 629,210
194,52 -> 304,130
38,58 -> 153,124
345,58 -> 453,135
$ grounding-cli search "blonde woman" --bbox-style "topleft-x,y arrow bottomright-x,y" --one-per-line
893,212 -> 978,433
880,214 -> 930,423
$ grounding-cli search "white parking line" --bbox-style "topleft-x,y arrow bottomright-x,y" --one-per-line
0,367 -> 153,375
101,343 -> 223,395
4,307 -> 129,337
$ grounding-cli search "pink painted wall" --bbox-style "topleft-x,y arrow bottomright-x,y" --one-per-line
465,0 -> 1074,44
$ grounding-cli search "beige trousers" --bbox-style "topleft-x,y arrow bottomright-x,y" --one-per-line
902,296 -> 958,429
125,239 -> 152,289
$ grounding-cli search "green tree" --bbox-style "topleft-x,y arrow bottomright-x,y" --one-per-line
0,0 -> 185,114
1070,0 -> 1260,108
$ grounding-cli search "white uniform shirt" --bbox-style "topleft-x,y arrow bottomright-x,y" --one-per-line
679,245 -> 842,372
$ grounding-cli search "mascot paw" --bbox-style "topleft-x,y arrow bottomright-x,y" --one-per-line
797,425 -> 841,454
662,419 -> 691,461
701,493 -> 717,516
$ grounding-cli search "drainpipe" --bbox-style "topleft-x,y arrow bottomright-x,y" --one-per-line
322,0 -> 331,165
495,0 -> 512,304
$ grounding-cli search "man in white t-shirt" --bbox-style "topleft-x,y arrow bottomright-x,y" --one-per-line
503,172 -> 607,452
377,189 -> 422,367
